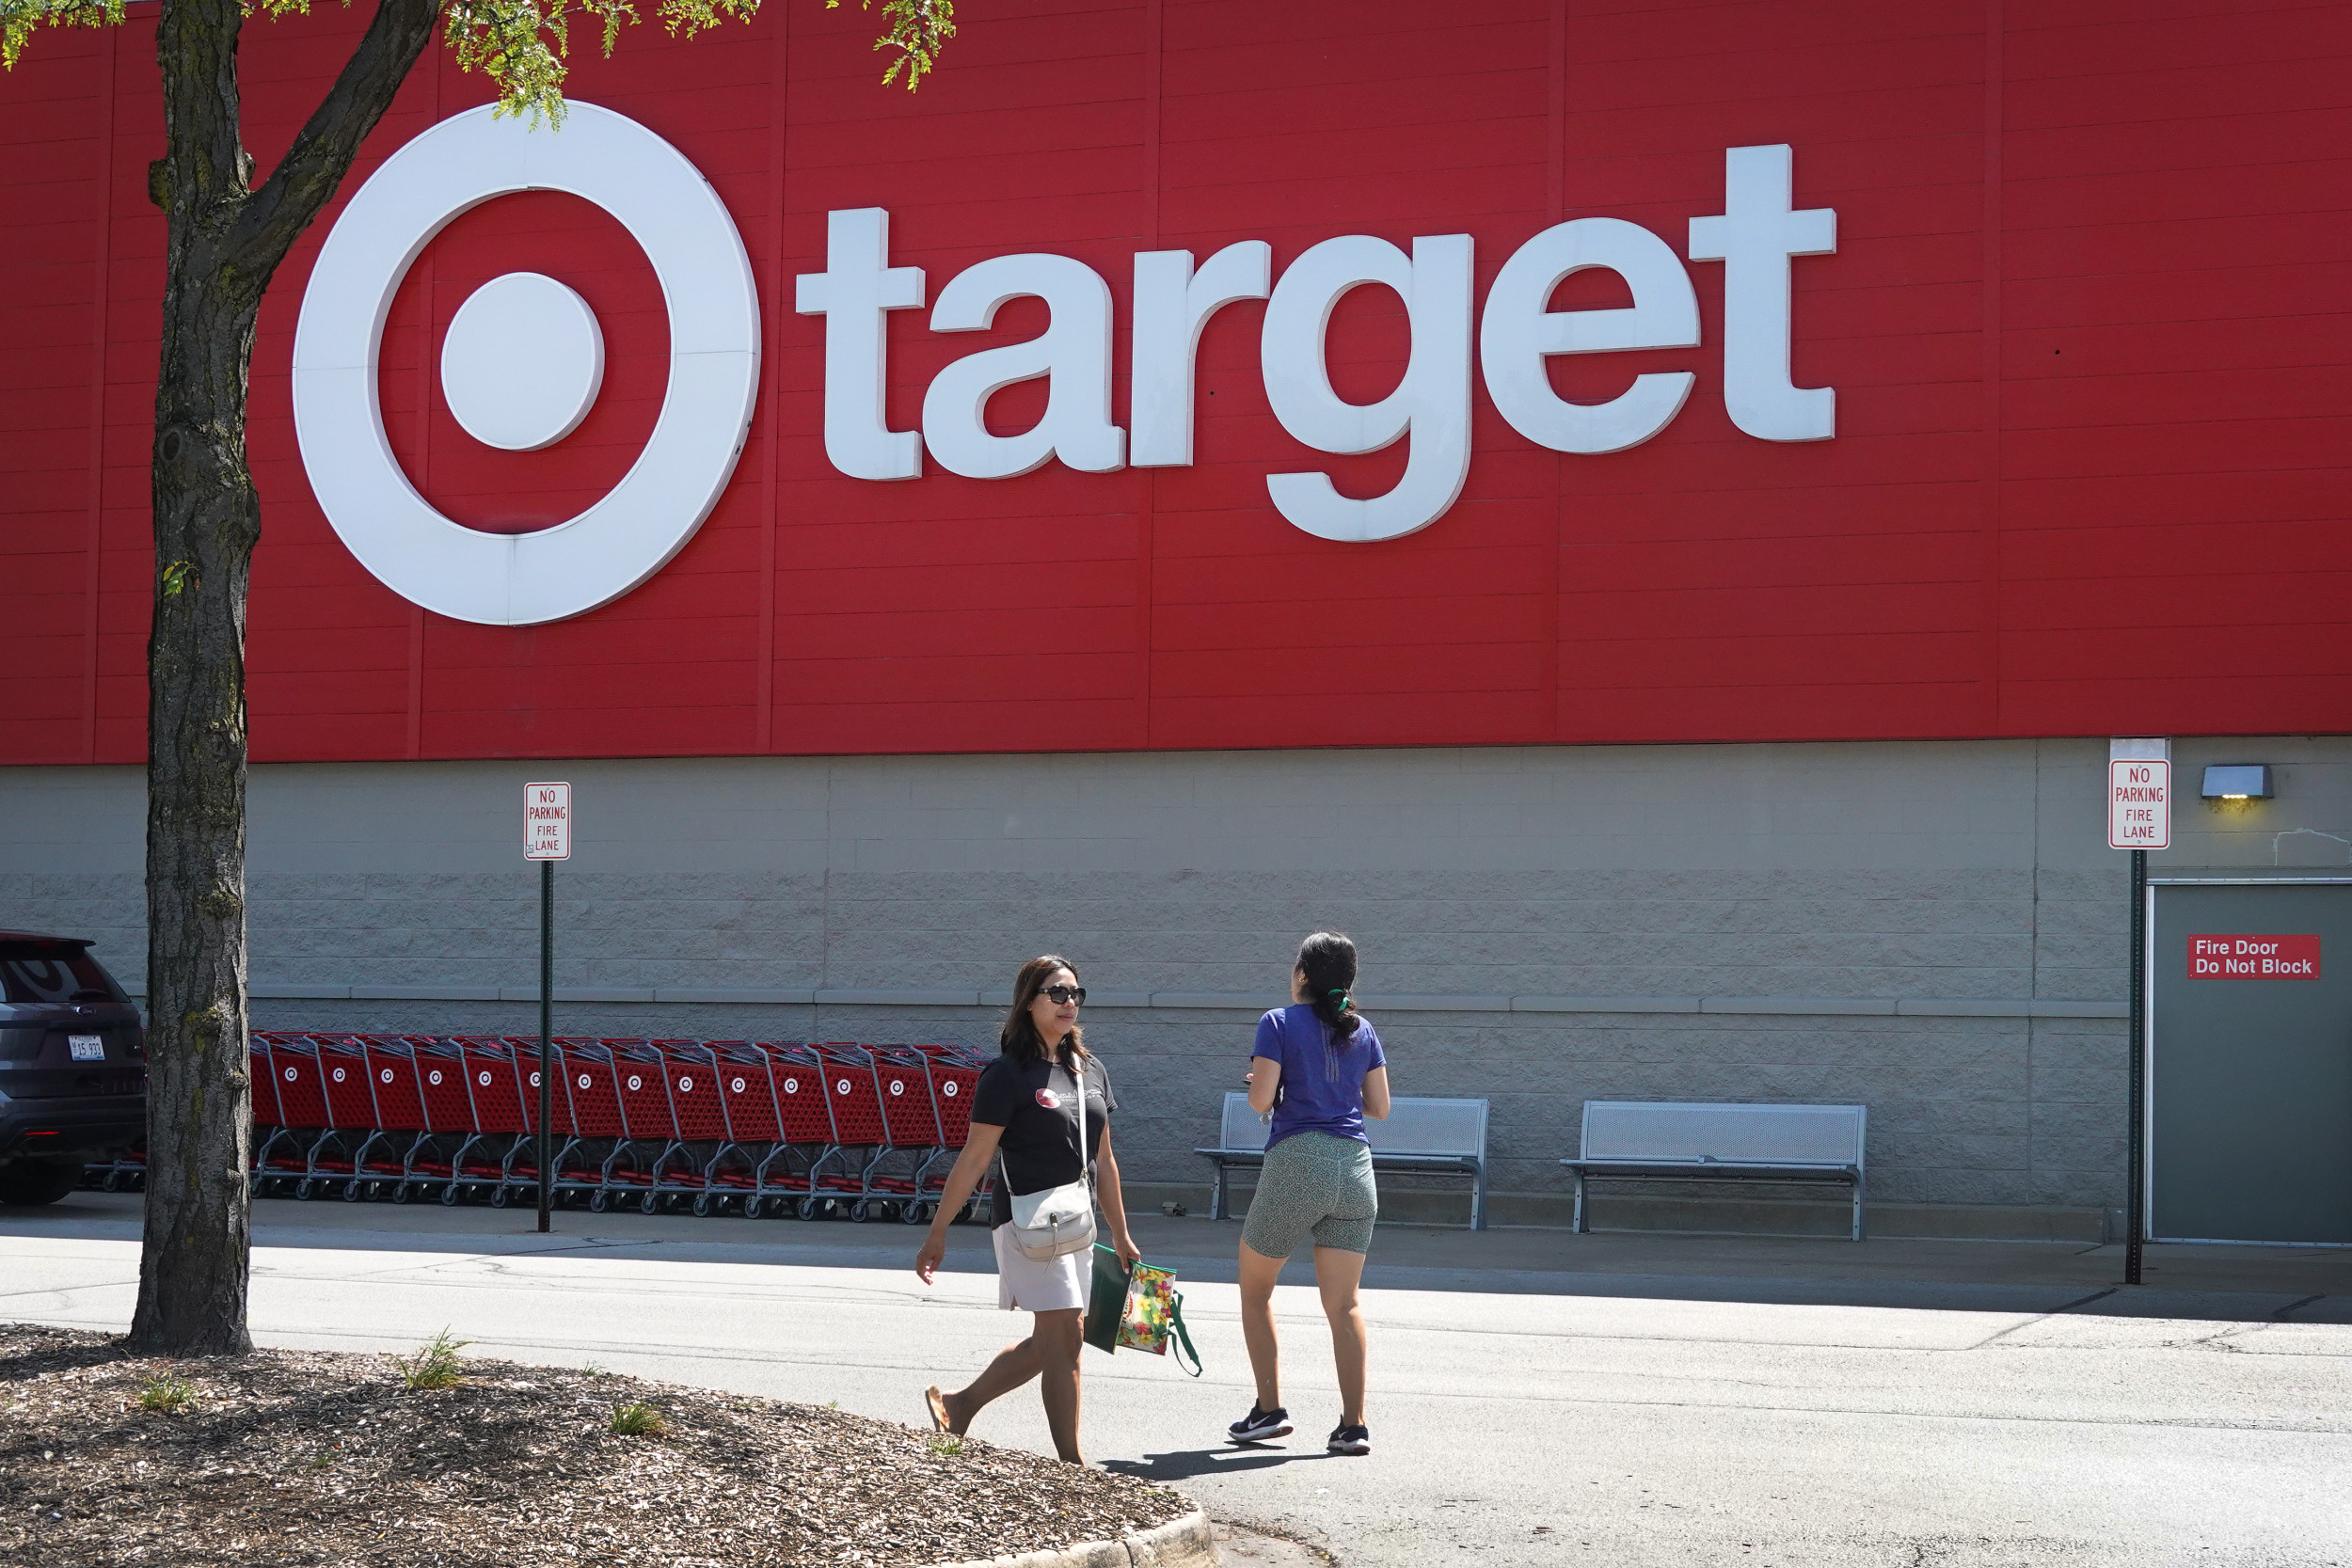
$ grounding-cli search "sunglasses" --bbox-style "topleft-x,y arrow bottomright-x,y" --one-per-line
1039,984 -> 1087,1006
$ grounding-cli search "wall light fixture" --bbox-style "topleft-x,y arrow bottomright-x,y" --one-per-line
2201,765 -> 2273,800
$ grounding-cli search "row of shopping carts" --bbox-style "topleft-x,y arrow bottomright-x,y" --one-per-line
95,1033 -> 997,1222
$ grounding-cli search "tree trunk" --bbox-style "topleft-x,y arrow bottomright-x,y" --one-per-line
127,0 -> 442,1355
129,260 -> 263,1356
127,0 -> 262,1358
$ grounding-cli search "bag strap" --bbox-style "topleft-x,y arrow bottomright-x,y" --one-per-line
1074,1052 -> 1090,1194
1168,1291 -> 1203,1378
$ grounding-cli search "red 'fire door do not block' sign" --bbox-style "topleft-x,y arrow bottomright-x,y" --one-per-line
2188,935 -> 2321,980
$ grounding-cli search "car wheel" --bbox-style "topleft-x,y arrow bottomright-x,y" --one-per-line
0,1161 -> 83,1206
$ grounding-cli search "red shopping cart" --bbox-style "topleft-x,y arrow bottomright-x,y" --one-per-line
648,1040 -> 735,1214
762,1041 -> 844,1220
866,1044 -> 949,1224
350,1036 -> 427,1200
702,1040 -> 781,1215
807,1043 -> 891,1219
254,1033 -> 331,1196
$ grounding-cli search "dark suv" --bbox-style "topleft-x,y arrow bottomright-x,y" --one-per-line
0,934 -> 146,1205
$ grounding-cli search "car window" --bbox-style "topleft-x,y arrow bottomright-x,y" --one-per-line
0,943 -> 126,1005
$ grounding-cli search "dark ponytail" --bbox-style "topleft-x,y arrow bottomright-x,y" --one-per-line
1296,930 -> 1362,1044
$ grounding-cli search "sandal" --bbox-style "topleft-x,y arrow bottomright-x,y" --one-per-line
925,1386 -> 952,1433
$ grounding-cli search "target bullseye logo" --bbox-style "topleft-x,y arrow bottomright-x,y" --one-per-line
292,103 -> 761,626
440,272 -> 604,451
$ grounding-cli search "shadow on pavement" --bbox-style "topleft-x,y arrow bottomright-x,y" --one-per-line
1103,1446 -> 1337,1481
9,1191 -> 2346,1323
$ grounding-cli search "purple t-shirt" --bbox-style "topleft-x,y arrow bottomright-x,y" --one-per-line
1253,1004 -> 1387,1148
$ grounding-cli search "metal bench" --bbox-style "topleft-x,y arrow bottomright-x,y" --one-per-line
1561,1101 -> 1868,1241
1196,1090 -> 1491,1231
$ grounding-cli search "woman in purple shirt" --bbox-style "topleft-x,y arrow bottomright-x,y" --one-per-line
1227,931 -> 1391,1456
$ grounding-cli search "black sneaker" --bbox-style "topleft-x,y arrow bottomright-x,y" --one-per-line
1327,1423 -> 1371,1455
1228,1403 -> 1293,1443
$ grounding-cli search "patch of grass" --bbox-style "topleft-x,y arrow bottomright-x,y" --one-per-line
394,1329 -> 470,1391
305,1445 -> 340,1471
136,1374 -> 195,1415
929,1433 -> 964,1458
610,1400 -> 668,1438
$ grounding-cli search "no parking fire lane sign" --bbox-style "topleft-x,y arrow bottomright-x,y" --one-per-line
2108,756 -> 2169,850
526,782 -> 572,861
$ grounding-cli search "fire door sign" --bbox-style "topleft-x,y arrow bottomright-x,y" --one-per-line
2188,935 -> 2321,980
2108,759 -> 2170,849
525,782 -> 572,861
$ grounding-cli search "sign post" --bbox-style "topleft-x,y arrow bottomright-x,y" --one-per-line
2107,741 -> 2169,1285
525,782 -> 572,1235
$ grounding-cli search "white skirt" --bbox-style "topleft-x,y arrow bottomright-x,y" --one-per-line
991,1222 -> 1090,1313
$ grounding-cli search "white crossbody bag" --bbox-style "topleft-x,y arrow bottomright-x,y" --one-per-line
1006,1060 -> 1097,1261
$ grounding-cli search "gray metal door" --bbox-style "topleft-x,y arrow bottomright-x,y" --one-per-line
2150,881 -> 2352,1243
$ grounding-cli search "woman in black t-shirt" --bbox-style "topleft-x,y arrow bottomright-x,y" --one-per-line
914,955 -> 1141,1464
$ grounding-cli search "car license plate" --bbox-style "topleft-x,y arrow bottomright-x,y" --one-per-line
69,1035 -> 105,1062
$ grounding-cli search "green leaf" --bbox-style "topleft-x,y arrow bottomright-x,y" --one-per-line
0,0 -> 125,71
7,0 -> 949,113
827,0 -> 953,90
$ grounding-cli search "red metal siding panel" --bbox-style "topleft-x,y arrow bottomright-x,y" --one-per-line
0,0 -> 2344,765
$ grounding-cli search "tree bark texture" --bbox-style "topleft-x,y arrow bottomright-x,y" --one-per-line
129,0 -> 442,1355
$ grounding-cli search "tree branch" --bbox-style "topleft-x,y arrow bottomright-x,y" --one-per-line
226,0 -> 444,285
153,0 -> 254,234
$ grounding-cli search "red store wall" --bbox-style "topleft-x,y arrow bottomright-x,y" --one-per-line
3,0 -> 2347,766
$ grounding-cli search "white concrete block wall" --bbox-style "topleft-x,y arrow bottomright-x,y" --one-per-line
5,735 -> 2348,1216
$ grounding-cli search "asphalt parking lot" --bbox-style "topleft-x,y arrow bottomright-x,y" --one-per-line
5,1194 -> 2346,1568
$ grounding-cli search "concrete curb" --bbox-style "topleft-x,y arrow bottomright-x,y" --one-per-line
930,1508 -> 1217,1568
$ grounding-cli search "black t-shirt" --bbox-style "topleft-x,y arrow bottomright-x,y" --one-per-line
970,1050 -> 1115,1221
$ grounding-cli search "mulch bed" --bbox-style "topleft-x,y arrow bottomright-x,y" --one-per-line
0,1323 -> 1190,1568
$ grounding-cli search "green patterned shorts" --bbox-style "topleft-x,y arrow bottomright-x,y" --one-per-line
1241,1129 -> 1378,1258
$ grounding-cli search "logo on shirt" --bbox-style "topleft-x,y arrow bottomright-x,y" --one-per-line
1035,1088 -> 1061,1109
